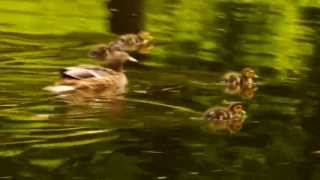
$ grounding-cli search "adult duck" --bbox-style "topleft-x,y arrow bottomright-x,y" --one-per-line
44,44 -> 137,94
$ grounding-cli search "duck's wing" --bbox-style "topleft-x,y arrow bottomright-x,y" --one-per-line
61,65 -> 115,80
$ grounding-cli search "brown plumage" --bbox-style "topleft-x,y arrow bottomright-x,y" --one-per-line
44,44 -> 137,94
203,102 -> 246,122
222,67 -> 259,99
203,102 -> 247,133
223,67 -> 258,88
108,31 -> 153,54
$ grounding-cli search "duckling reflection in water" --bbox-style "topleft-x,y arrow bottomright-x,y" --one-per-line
224,85 -> 258,99
203,102 -> 247,133
223,67 -> 259,99
109,31 -> 154,54
44,44 -> 138,96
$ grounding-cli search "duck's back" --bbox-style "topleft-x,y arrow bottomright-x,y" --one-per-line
45,65 -> 127,94
61,65 -> 116,80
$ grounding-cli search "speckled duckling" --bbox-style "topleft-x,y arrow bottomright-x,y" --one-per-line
109,31 -> 153,54
203,102 -> 246,122
203,102 -> 247,133
44,44 -> 137,94
223,67 -> 258,88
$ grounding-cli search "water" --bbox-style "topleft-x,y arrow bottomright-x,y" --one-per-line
1,0 -> 320,179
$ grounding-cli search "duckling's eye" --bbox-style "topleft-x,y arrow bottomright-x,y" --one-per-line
234,105 -> 242,110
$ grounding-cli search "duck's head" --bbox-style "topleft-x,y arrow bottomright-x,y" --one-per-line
241,67 -> 258,79
89,44 -> 138,71
228,102 -> 246,115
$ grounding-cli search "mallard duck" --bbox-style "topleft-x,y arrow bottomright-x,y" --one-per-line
109,31 -> 153,54
44,44 -> 137,94
223,67 -> 258,88
203,102 -> 246,122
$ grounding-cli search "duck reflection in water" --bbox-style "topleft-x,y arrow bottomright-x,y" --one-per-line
223,67 -> 259,99
203,102 -> 247,133
44,44 -> 138,114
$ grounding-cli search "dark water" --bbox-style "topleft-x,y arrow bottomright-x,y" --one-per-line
1,0 -> 320,179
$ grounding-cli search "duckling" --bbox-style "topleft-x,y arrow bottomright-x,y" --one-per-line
204,102 -> 247,133
109,31 -> 153,54
223,67 -> 258,88
44,44 -> 137,94
203,102 -> 246,122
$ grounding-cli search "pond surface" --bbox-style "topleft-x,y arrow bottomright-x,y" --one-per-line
1,0 -> 320,179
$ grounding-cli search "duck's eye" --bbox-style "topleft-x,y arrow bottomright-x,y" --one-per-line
88,50 -> 98,58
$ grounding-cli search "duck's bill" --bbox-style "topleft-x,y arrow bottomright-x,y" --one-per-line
254,74 -> 259,78
128,56 -> 138,62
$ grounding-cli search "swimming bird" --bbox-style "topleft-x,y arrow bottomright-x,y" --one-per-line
203,102 -> 246,122
109,31 -> 153,54
203,102 -> 247,133
223,67 -> 258,88
222,67 -> 259,99
44,44 -> 137,94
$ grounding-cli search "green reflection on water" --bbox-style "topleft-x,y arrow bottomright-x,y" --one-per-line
0,0 -> 107,34
1,0 -> 320,179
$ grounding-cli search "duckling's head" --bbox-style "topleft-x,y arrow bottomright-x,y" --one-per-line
89,44 -> 138,71
88,44 -> 109,60
138,31 -> 153,41
228,102 -> 246,114
241,67 -> 258,79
